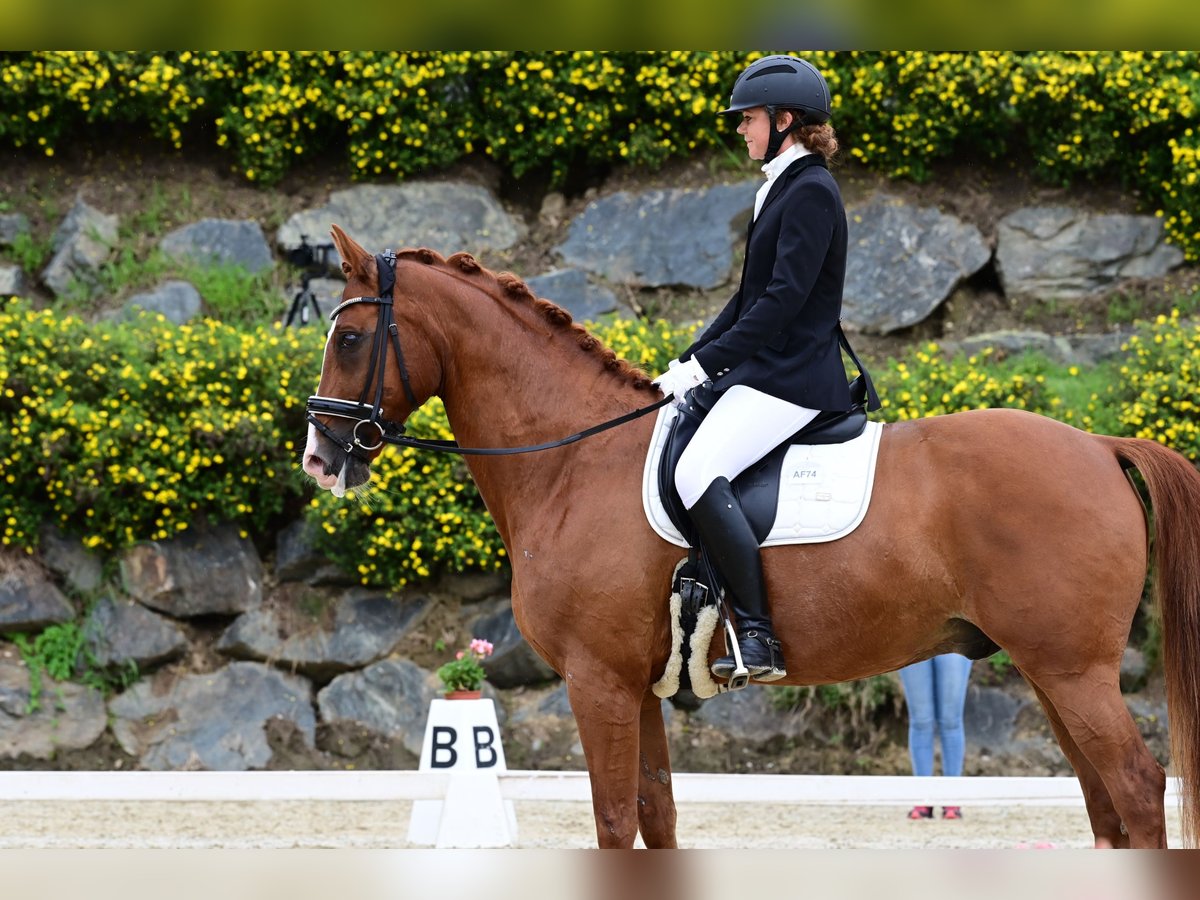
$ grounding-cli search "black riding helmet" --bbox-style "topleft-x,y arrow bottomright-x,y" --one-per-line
720,55 -> 831,162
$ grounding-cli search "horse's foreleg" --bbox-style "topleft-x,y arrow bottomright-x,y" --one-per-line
637,691 -> 678,848
1024,675 -> 1128,848
567,676 -> 644,848
1025,668 -> 1166,848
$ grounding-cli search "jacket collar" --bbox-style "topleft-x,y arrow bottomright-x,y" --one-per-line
753,152 -> 828,226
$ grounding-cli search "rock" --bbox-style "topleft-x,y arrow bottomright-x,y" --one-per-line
216,590 -> 432,679
108,661 -> 314,770
159,218 -> 274,274
82,596 -> 189,671
963,683 -> 1025,754
275,519 -> 336,583
121,280 -> 203,324
468,601 -> 558,688
0,212 -> 30,246
539,192 -> 566,227
37,527 -> 103,595
0,657 -> 107,758
0,556 -> 75,632
41,197 -> 118,297
961,681 -> 1071,773
317,659 -> 440,756
842,195 -> 991,334
526,268 -> 619,323
506,683 -> 585,764
555,180 -> 757,289
944,327 -> 1138,367
436,571 -> 510,603
946,329 -> 1079,364
1120,645 -> 1148,693
996,206 -> 1184,299
1068,329 -> 1137,365
277,183 -> 525,260
0,265 -> 26,296
119,525 -> 263,617
692,685 -> 805,742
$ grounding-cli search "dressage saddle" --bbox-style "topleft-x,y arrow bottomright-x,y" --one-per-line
657,374 -> 870,548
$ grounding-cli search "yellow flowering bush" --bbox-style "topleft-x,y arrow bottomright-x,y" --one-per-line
5,293 -> 1199,592
3,51 -> 1197,254
0,299 -> 319,553
872,342 -> 1065,423
1116,310 -> 1200,460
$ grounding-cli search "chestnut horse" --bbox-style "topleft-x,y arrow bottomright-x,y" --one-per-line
302,225 -> 1200,849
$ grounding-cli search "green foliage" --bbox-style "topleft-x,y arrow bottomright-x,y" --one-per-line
0,299 -> 318,554
5,230 -> 52,273
1114,310 -> 1200,461
872,342 -> 1070,423
6,296 -> 1200,604
1,52 -> 1196,256
987,650 -> 1014,679
179,261 -> 283,328
436,638 -> 494,693
768,674 -> 902,741
6,621 -> 138,712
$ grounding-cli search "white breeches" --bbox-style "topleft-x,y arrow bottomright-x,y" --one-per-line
675,384 -> 821,509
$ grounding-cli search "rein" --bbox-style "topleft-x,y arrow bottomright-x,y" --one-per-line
305,251 -> 671,459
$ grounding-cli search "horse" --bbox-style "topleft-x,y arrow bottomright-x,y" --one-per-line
301,225 -> 1200,849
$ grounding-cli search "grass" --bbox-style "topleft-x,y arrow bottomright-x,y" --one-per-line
6,621 -> 139,713
49,235 -> 289,328
5,231 -> 53,273
127,183 -> 194,238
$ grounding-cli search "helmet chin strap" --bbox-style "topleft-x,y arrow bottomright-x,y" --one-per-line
763,105 -> 802,163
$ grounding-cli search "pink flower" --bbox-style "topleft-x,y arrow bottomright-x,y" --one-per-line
455,651 -> 464,660
469,638 -> 494,657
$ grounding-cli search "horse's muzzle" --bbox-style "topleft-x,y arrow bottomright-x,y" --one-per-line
303,421 -> 372,497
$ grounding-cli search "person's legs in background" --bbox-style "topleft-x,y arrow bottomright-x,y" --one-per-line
931,652 -> 974,819
899,659 -> 936,819
931,652 -> 973,776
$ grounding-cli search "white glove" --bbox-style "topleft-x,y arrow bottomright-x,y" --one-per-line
653,357 -> 707,404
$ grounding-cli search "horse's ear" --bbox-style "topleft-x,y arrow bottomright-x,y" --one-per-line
330,224 -> 372,280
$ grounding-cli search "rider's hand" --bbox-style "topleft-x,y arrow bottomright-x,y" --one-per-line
652,358 -> 707,405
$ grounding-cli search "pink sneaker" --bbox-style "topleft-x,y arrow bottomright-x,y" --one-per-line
942,806 -> 963,820
907,805 -> 934,820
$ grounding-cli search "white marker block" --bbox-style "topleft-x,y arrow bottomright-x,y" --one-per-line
406,698 -> 519,848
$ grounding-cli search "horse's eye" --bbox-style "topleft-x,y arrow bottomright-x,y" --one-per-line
338,332 -> 361,350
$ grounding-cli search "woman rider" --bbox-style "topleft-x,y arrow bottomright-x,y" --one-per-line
653,55 -> 858,684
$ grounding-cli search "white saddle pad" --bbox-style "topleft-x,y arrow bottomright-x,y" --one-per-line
641,404 -> 883,548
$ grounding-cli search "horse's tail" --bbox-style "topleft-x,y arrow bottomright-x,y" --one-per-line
1112,437 -> 1200,846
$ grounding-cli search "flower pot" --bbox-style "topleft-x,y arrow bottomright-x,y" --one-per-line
444,689 -> 483,700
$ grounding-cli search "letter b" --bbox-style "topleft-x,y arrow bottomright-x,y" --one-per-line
431,726 -> 458,768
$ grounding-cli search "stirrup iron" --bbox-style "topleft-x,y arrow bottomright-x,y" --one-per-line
722,614 -> 751,692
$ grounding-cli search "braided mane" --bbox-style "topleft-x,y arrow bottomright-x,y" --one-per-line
395,247 -> 656,392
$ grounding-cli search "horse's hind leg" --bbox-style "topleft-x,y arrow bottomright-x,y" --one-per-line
1024,675 -> 1128,848
637,691 -> 678,848
1027,668 -> 1166,848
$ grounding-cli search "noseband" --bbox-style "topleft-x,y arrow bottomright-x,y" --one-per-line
305,250 -> 419,460
305,249 -> 670,459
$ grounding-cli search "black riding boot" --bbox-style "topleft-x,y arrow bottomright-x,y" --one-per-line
686,477 -> 787,683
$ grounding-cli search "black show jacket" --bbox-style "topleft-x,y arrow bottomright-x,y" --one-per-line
681,153 -> 852,412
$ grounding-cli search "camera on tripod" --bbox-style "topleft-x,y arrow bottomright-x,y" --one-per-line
284,234 -> 336,328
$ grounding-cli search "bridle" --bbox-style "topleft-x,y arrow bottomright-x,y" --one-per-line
304,250 -> 670,459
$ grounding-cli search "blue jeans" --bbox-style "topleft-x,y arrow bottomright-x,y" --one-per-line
898,653 -> 973,777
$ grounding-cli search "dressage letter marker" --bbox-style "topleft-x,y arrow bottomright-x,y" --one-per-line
407,698 -> 518,848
